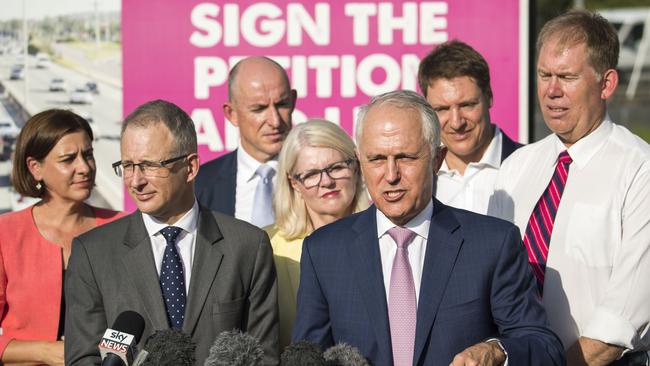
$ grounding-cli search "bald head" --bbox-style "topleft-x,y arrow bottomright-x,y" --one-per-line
228,56 -> 291,102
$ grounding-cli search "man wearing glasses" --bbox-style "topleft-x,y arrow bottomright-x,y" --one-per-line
65,100 -> 279,365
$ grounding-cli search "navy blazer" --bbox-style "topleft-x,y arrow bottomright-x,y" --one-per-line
500,130 -> 523,162
195,150 -> 237,216
293,200 -> 564,366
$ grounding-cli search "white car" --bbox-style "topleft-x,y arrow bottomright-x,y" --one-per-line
70,87 -> 93,104
49,78 -> 67,92
36,53 -> 51,68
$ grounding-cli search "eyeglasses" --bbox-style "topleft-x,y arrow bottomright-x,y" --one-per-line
112,154 -> 188,178
292,159 -> 356,189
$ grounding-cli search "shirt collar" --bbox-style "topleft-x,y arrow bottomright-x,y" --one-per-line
142,199 -> 199,237
236,146 -> 279,182
376,198 -> 433,241
438,126 -> 502,175
552,115 -> 613,170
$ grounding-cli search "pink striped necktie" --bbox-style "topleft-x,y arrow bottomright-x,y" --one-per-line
523,150 -> 573,294
387,226 -> 417,366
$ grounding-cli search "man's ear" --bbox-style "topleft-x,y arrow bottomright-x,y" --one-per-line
433,146 -> 447,173
186,153 -> 200,182
26,157 -> 43,182
223,102 -> 238,127
601,68 -> 618,100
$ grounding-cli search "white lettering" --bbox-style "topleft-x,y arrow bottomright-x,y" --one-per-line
194,57 -> 228,99
287,3 -> 330,46
344,3 -> 376,45
189,3 -> 222,48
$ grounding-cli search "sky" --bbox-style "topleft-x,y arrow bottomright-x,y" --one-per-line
0,0 -> 121,21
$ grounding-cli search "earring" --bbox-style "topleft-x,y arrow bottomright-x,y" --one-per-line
36,182 -> 42,190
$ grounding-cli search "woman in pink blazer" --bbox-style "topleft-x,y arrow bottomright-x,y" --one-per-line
0,110 -> 124,365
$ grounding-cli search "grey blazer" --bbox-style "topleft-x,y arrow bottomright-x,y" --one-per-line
64,205 -> 279,365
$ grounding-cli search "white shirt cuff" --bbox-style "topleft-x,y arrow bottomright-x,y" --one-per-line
485,338 -> 508,366
582,307 -> 637,350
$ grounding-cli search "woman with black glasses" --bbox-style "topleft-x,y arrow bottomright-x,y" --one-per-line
266,119 -> 368,349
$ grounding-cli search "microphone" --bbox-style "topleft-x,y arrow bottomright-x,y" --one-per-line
204,329 -> 264,366
280,341 -> 326,366
323,343 -> 369,366
98,310 -> 145,366
136,329 -> 196,366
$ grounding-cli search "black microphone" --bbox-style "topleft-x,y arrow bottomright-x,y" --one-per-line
98,310 -> 145,366
204,329 -> 264,366
135,329 -> 196,366
323,343 -> 369,366
281,341 -> 326,366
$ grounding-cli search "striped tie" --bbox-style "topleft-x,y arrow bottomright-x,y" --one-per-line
523,150 -> 572,294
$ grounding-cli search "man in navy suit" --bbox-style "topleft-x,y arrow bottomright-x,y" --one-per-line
418,40 -> 522,215
293,90 -> 564,366
195,56 -> 297,227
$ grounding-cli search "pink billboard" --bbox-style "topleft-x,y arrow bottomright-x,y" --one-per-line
123,0 -> 527,207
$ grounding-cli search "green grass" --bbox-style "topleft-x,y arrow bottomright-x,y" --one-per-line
65,41 -> 121,61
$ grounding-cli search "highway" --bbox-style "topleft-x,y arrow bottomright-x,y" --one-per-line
0,52 -> 123,210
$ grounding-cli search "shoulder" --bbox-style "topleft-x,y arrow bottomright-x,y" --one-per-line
198,150 -> 237,175
501,134 -> 555,170
305,210 -> 368,248
76,212 -> 134,244
447,204 -> 516,234
91,206 -> 128,225
0,205 -> 33,227
203,208 -> 268,244
609,124 -> 650,160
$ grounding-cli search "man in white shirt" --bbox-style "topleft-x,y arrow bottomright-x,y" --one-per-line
65,100 -> 279,364
418,40 -> 521,214
196,56 -> 297,228
489,10 -> 650,365
293,90 -> 564,366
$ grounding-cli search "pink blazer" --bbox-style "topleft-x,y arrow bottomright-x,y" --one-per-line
0,205 -> 125,356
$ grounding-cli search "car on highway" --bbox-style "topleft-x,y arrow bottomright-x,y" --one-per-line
36,53 -> 51,68
0,120 -> 20,142
9,65 -> 24,80
49,78 -> 67,92
85,81 -> 99,94
70,87 -> 93,104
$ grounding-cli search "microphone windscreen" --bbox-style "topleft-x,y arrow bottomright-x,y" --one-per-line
281,341 -> 326,366
204,329 -> 264,366
323,343 -> 369,366
140,329 -> 196,366
112,310 -> 146,344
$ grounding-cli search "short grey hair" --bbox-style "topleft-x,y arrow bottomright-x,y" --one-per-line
121,99 -> 197,156
356,90 -> 441,156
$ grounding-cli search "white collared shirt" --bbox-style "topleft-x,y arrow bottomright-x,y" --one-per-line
235,146 -> 278,226
376,199 -> 433,305
489,116 -> 650,352
436,127 -> 503,215
142,200 -> 199,293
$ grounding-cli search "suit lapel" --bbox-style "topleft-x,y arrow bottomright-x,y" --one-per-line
121,212 -> 169,330
348,207 -> 393,356
183,206 -> 224,334
413,200 -> 463,364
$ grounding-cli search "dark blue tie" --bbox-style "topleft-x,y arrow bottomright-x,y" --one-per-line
159,226 -> 186,329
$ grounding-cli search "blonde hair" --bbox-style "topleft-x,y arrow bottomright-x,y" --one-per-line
274,119 -> 369,239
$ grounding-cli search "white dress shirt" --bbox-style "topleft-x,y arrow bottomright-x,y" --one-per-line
489,117 -> 650,352
376,199 -> 433,305
436,127 -> 503,215
235,146 -> 278,225
142,200 -> 199,293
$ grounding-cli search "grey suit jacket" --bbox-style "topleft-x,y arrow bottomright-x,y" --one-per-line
64,205 -> 279,365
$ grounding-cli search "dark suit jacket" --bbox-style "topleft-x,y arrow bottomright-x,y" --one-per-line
65,205 -> 279,365
196,150 -> 237,216
500,130 -> 523,163
293,200 -> 564,366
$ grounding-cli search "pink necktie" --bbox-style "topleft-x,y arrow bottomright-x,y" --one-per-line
523,150 -> 573,294
387,226 -> 417,366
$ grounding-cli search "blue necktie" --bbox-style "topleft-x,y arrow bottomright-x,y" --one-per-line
159,226 -> 186,329
251,164 -> 275,228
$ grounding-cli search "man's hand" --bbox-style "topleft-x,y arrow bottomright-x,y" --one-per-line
450,341 -> 506,366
